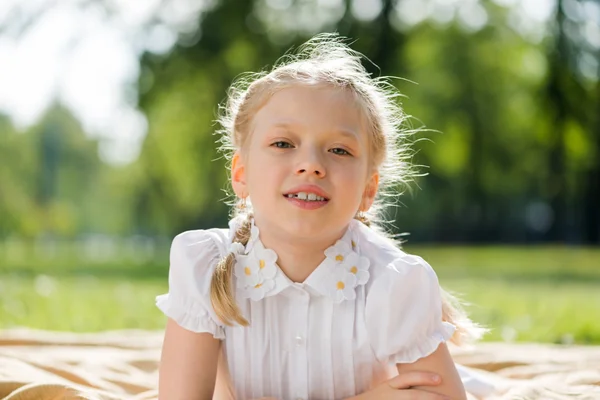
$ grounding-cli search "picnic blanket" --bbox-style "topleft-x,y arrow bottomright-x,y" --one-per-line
1,329 -> 599,399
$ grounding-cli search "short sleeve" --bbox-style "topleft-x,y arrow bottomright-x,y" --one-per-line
155,230 -> 226,339
365,254 -> 456,364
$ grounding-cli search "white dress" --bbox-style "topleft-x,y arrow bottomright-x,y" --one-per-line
156,218 -> 488,400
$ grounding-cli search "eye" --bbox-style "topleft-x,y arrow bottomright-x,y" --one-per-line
271,141 -> 293,149
330,147 -> 351,156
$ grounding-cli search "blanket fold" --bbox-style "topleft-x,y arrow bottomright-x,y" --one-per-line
1,329 -> 599,400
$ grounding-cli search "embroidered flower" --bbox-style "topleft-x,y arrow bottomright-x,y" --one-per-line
329,269 -> 357,303
246,278 -> 275,302
324,240 -> 353,265
234,238 -> 278,300
228,242 -> 245,256
252,241 -> 278,279
230,219 -> 370,303
321,232 -> 371,303
342,252 -> 370,285
234,254 -> 261,287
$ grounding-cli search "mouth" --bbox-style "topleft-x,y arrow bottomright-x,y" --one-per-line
283,186 -> 330,204
284,192 -> 328,202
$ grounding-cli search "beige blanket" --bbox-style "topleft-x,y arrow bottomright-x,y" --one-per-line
1,329 -> 599,400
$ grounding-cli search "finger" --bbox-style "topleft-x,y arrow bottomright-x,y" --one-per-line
397,389 -> 449,400
387,371 -> 441,389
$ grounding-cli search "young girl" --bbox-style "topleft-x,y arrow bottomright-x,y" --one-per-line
156,34 -> 486,400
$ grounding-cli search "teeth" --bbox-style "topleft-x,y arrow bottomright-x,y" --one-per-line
286,192 -> 326,201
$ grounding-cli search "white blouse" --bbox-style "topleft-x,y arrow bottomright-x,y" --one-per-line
156,218 -> 458,400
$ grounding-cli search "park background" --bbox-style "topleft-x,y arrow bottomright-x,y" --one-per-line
0,0 -> 599,344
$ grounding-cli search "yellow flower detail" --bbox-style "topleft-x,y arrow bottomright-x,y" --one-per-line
244,267 -> 252,275
255,283 -> 262,288
336,281 -> 345,290
351,240 -> 356,249
259,259 -> 265,269
350,266 -> 358,274
335,254 -> 344,262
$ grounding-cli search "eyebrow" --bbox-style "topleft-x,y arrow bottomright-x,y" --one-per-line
270,122 -> 360,141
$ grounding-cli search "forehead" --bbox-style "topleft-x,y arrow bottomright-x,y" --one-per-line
251,84 -> 367,137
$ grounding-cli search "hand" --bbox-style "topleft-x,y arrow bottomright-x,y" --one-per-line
350,371 -> 449,400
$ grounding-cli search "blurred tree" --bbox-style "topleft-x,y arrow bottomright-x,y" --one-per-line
0,114 -> 37,236
391,2 -> 550,242
1,0 -> 598,243
134,0 -> 273,235
543,0 -> 599,242
545,0 -> 571,241
0,106 -> 104,238
585,59 -> 600,242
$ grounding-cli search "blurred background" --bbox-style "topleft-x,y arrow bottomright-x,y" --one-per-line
0,0 -> 599,344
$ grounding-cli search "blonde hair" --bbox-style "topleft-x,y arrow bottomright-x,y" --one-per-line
210,34 -> 485,344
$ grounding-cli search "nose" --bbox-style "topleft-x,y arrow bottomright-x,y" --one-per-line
295,148 -> 326,178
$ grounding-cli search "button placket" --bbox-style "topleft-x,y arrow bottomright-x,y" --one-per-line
292,288 -> 310,400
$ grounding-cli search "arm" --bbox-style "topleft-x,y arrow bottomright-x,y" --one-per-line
159,318 -> 221,400
396,342 -> 466,400
364,253 -> 468,400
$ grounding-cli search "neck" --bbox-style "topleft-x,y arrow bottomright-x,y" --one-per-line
255,220 -> 347,283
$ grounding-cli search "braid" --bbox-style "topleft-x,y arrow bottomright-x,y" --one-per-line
354,212 -> 371,227
210,213 -> 253,326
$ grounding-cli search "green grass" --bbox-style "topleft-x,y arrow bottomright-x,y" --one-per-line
1,244 -> 599,344
409,246 -> 600,344
441,279 -> 600,344
0,275 -> 167,331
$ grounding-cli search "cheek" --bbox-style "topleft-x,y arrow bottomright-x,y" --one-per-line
336,162 -> 370,194
246,157 -> 286,190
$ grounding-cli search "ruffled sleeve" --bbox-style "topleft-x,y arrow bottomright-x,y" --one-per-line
365,253 -> 456,364
155,230 -> 226,339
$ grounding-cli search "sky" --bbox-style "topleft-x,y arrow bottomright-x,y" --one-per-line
0,0 -> 205,164
0,0 -> 595,166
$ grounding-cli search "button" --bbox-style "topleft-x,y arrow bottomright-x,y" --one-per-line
295,335 -> 304,347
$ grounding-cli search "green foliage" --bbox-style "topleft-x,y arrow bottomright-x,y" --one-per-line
1,0 -> 598,241
0,108 -> 105,238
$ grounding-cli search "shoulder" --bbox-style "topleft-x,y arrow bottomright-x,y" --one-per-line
165,227 -> 231,300
353,222 -> 437,289
170,227 -> 230,263
156,227 -> 230,337
353,223 -> 455,363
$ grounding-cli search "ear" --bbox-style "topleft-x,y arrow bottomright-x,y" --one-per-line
231,151 -> 247,198
360,172 -> 379,211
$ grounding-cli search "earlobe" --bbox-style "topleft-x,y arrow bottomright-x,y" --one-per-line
231,152 -> 247,197
361,172 -> 379,211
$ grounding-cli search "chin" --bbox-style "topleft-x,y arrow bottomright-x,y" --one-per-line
284,216 -> 345,240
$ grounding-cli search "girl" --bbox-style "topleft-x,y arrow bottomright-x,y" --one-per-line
156,34 -> 485,400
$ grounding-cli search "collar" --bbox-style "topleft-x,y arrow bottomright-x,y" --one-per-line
229,218 -> 371,304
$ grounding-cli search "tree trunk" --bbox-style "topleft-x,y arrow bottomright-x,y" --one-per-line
544,0 -> 568,242
582,56 -> 600,243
